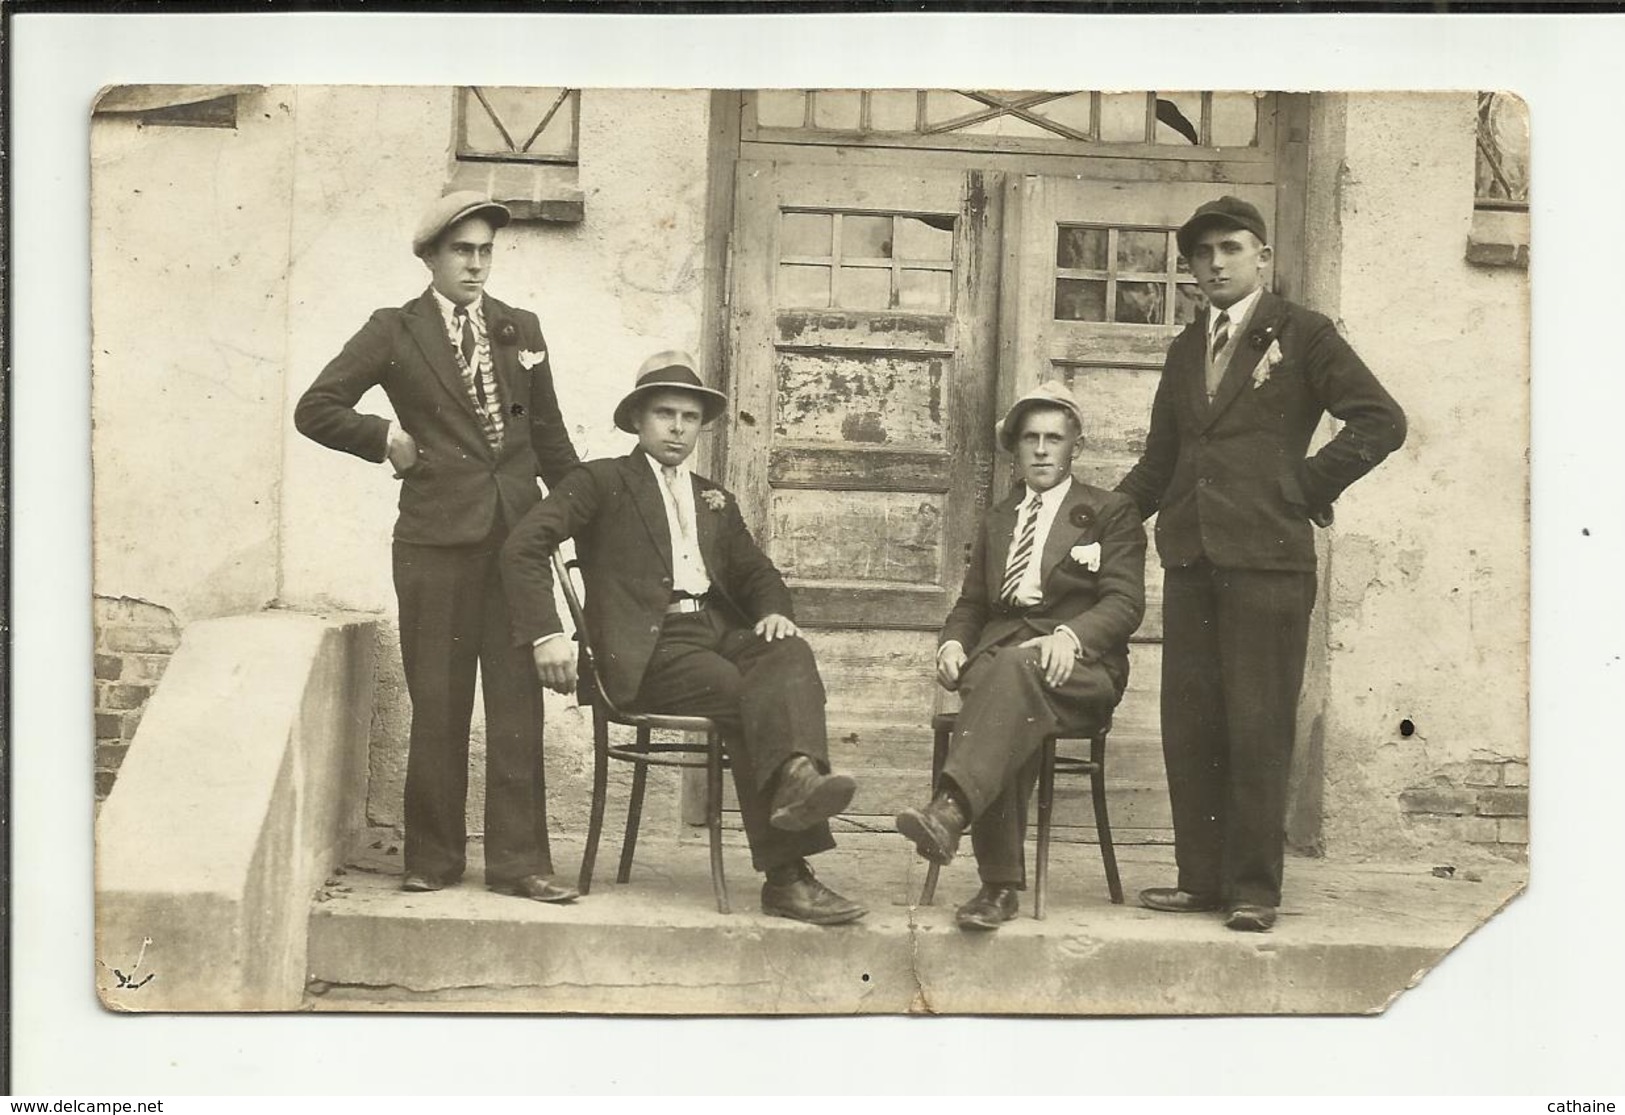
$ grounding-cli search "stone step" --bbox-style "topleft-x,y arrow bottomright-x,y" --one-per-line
303,836 -> 1525,1015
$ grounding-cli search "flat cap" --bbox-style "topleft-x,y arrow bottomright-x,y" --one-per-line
996,380 -> 1086,452
1176,195 -> 1268,258
411,191 -> 511,257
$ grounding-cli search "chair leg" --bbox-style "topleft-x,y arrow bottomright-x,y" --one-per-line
706,730 -> 731,915
918,722 -> 953,906
577,707 -> 611,897
1035,736 -> 1057,920
617,729 -> 650,884
1090,732 -> 1124,904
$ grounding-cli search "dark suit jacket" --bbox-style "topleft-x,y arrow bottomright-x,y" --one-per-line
941,480 -> 1147,689
294,290 -> 579,545
501,450 -> 795,709
1116,291 -> 1406,571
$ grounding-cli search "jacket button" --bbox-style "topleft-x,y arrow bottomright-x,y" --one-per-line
1198,477 -> 1211,487
660,577 -> 672,587
650,625 -> 660,634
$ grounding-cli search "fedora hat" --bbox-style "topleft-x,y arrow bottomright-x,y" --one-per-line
995,380 -> 1086,452
411,191 -> 511,257
1175,195 -> 1268,258
613,350 -> 730,433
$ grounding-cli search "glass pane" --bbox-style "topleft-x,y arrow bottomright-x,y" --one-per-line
894,215 -> 953,261
868,90 -> 919,132
843,215 -> 893,259
1099,93 -> 1149,142
923,90 -> 983,128
1056,226 -> 1108,271
1476,92 -> 1529,204
1117,229 -> 1169,273
838,267 -> 893,310
1210,92 -> 1258,147
1055,278 -> 1107,322
464,87 -> 571,154
1176,251 -> 1192,274
1155,92 -> 1204,145
781,211 -> 832,258
779,264 -> 831,308
899,269 -> 952,311
811,89 -> 862,130
755,90 -> 807,128
1174,282 -> 1203,324
1034,92 -> 1093,134
1115,282 -> 1166,324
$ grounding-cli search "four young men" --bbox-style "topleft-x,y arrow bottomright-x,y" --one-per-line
298,190 -> 1403,932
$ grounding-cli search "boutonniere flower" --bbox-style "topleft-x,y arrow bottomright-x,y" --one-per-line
1068,506 -> 1094,529
1068,542 -> 1102,572
700,489 -> 727,512
1252,339 -> 1285,389
493,321 -> 519,346
517,348 -> 547,370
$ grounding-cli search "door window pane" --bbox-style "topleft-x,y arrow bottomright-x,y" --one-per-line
894,215 -> 953,261
1099,94 -> 1148,142
899,269 -> 951,311
1056,278 -> 1107,322
1154,92 -> 1204,146
1057,226 -> 1108,271
1116,229 -> 1169,273
1115,282 -> 1165,324
843,215 -> 894,259
868,90 -> 919,132
779,264 -> 831,308
755,90 -> 807,128
1174,283 -> 1203,324
811,90 -> 863,130
1210,92 -> 1259,147
839,267 -> 893,310
781,211 -> 832,257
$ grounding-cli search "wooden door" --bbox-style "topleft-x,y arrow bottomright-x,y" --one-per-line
726,159 -> 1002,822
1002,175 -> 1278,844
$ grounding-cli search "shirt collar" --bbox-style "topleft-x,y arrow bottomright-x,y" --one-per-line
1021,474 -> 1072,509
645,452 -> 691,481
429,286 -> 484,327
1209,286 -> 1263,337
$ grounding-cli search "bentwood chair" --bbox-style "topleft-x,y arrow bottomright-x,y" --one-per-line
918,712 -> 1124,917
552,553 -> 732,914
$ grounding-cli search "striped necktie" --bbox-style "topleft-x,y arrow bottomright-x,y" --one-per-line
1000,495 -> 1041,603
1206,309 -> 1232,397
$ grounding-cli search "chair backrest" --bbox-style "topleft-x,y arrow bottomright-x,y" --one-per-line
548,551 -> 628,717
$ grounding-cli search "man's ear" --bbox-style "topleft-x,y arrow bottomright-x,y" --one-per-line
1257,244 -> 1275,268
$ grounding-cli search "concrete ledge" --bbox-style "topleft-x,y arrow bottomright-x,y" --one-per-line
307,838 -> 1524,1015
96,610 -> 377,1011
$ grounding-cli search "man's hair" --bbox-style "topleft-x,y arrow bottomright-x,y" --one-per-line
1017,402 -> 1083,440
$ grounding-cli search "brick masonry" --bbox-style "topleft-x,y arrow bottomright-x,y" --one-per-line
1398,759 -> 1529,859
94,596 -> 181,799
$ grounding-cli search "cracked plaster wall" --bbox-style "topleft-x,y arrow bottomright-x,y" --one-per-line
1303,93 -> 1529,859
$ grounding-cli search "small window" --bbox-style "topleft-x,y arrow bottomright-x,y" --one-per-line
1054,224 -> 1199,325
777,209 -> 955,312
1475,92 -> 1529,210
446,87 -> 583,223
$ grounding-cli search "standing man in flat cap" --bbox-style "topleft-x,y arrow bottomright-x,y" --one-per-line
296,191 -> 581,903
895,382 -> 1146,930
1116,196 -> 1407,931
501,352 -> 868,925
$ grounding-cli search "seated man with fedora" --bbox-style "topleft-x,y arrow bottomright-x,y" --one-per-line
896,382 -> 1147,930
501,351 -> 868,925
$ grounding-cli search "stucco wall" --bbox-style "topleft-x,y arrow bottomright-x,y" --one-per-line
91,88 -> 296,624
1304,92 -> 1530,860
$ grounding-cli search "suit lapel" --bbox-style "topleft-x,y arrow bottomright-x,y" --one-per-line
1173,322 -> 1211,428
482,296 -> 521,422
623,452 -> 675,574
694,476 -> 721,578
1201,290 -> 1283,432
1037,480 -> 1092,591
405,291 -> 484,427
984,487 -> 1023,600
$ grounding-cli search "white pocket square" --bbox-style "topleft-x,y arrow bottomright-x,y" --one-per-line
518,348 -> 547,370
1069,542 -> 1102,572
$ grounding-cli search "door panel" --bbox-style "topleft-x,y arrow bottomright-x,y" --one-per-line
728,160 -> 1001,819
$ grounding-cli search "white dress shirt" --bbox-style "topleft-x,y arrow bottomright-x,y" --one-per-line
646,453 -> 711,597
1207,285 -> 1263,362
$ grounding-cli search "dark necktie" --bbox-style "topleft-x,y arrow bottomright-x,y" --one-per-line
1206,310 -> 1232,397
454,306 -> 488,408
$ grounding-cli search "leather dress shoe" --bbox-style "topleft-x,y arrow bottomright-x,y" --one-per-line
1224,903 -> 1277,932
488,874 -> 579,904
760,861 -> 867,925
769,756 -> 857,832
1138,886 -> 1220,913
400,872 -> 446,893
955,884 -> 1020,931
895,795 -> 968,865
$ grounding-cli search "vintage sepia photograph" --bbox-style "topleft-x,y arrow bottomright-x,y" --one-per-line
86,81 -> 1529,1018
